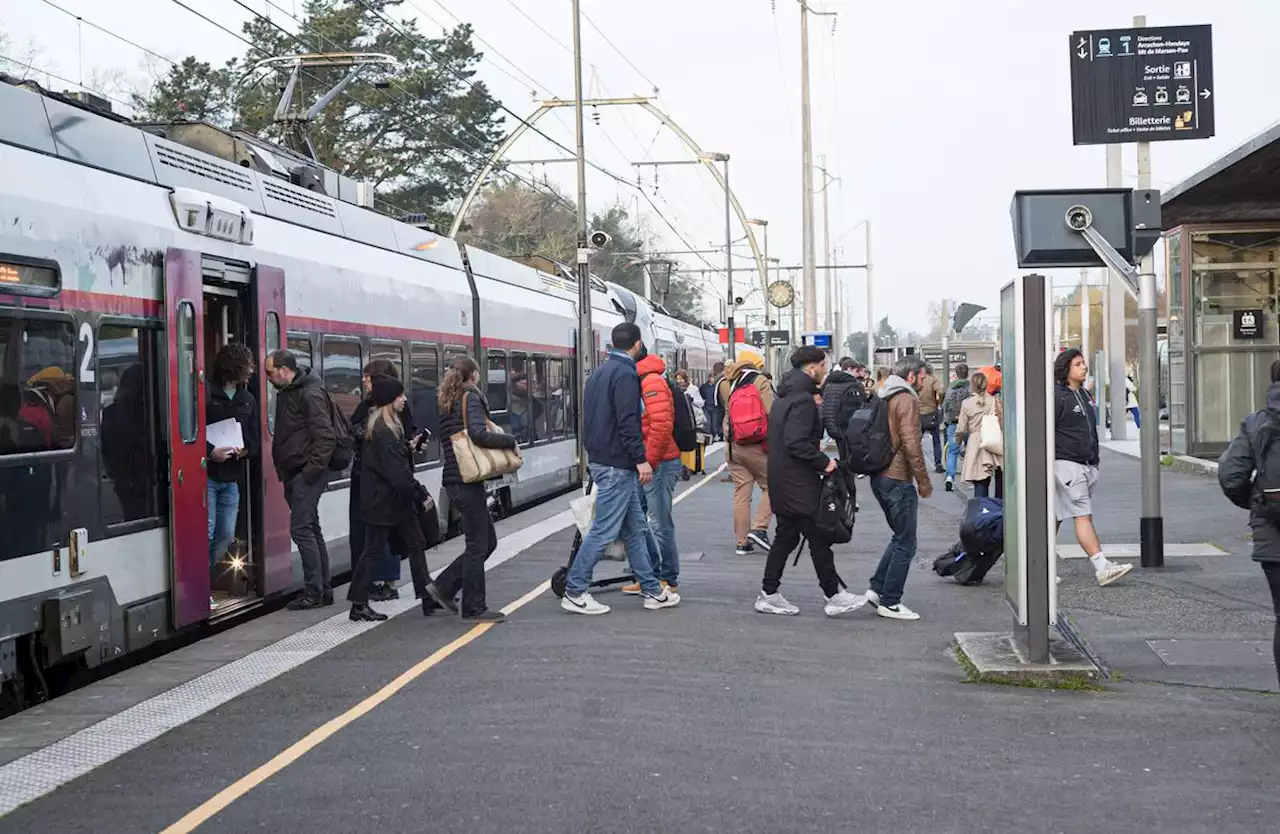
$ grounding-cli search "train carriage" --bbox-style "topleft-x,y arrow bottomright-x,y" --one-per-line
0,77 -> 723,706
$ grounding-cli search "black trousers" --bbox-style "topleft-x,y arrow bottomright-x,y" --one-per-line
762,513 -> 841,598
1264,562 -> 1280,688
348,516 -> 428,606
436,482 -> 497,616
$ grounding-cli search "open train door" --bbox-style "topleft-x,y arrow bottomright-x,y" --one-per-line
254,264 -> 291,594
164,248 -> 210,628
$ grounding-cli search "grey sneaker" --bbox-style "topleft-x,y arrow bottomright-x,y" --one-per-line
754,591 -> 799,615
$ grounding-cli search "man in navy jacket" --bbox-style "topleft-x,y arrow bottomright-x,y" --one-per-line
562,323 -> 681,616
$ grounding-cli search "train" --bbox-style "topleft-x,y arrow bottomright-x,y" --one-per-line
0,77 -> 726,706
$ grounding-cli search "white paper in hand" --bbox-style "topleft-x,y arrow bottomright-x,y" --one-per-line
207,418 -> 245,450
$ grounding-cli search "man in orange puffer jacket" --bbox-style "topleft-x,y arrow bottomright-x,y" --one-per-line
623,349 -> 683,594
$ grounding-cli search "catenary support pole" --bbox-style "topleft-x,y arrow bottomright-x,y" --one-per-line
724,156 -> 735,361
1106,143 -> 1127,442
571,0 -> 592,482
800,2 -> 817,330
864,220 -> 874,368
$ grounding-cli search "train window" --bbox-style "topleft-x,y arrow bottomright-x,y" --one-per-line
98,324 -> 161,524
177,302 -> 198,443
565,359 -> 576,438
410,343 -> 440,463
286,332 -> 312,371
265,313 -> 281,433
486,351 -> 508,431
370,340 -> 404,379
0,256 -> 59,296
321,336 -> 363,422
548,359 -> 566,439
444,345 -> 467,369
532,356 -> 549,442
509,352 -> 532,446
0,314 -> 76,455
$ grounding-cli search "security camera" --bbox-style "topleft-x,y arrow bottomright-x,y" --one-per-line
589,230 -> 611,248
1064,205 -> 1093,232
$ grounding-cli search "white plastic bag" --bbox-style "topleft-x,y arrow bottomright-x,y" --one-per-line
569,488 -> 628,560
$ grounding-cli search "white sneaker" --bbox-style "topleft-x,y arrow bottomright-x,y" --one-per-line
1096,563 -> 1134,587
864,589 -> 880,607
643,590 -> 681,610
824,590 -> 868,617
562,592 -> 610,615
754,591 -> 800,616
877,602 -> 921,621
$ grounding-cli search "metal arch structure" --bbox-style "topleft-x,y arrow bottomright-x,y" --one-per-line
448,96 -> 770,302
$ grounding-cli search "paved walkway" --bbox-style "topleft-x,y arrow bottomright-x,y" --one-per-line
3,448 -> 1279,833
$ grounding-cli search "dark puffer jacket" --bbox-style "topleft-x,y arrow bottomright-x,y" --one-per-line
351,392 -> 416,475
820,370 -> 862,449
440,385 -> 518,486
766,368 -> 832,518
360,418 -> 418,527
272,368 -> 335,484
1219,381 -> 1280,564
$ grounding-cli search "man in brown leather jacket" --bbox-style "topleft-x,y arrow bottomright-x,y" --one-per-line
864,356 -> 932,621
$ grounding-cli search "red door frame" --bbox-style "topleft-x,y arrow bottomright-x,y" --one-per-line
255,264 -> 291,594
164,248 -> 210,628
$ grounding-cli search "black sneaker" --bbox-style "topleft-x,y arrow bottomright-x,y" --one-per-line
735,541 -> 755,556
945,478 -> 954,492
425,582 -> 460,614
349,603 -> 389,622
370,583 -> 399,601
321,591 -> 335,606
461,609 -> 506,623
747,529 -> 770,551
287,595 -> 323,611
934,464 -> 945,474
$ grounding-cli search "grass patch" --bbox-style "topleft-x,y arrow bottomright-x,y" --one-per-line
952,644 -> 1106,692
1160,454 -> 1176,467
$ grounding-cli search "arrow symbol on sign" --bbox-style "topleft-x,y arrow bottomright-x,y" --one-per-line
1078,46 -> 1087,59
1200,89 -> 1212,99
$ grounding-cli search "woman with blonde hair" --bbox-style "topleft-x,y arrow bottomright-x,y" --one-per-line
348,377 -> 431,621
955,371 -> 1004,498
424,355 -> 518,623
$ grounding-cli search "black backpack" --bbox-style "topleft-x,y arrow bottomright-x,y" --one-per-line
1252,413 -> 1280,524
843,394 -> 897,475
813,469 -> 856,544
324,390 -> 355,471
666,378 -> 699,453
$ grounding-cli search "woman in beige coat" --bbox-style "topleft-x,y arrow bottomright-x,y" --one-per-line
955,371 -> 1004,498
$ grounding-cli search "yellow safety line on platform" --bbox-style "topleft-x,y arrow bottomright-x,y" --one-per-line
163,459 -> 728,832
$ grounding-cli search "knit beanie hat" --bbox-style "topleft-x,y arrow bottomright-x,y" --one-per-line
371,376 -> 404,407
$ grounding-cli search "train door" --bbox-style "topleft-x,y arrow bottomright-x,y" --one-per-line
254,265 -> 290,595
164,249 -> 209,628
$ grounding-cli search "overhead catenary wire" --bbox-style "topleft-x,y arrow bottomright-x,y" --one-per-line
36,0 -> 178,68
580,8 -> 659,95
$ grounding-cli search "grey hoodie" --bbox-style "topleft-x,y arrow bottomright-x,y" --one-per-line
879,374 -> 920,401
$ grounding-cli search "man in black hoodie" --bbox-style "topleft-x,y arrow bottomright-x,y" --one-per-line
754,346 -> 868,618
1053,349 -> 1131,587
1218,359 -> 1280,686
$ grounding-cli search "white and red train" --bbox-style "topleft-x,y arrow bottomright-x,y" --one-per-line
0,78 -> 724,704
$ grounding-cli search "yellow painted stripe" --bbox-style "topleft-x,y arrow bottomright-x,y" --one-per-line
159,624 -> 492,834
163,464 -> 725,832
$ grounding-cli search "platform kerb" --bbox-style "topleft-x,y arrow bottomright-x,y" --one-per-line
955,631 -> 1101,685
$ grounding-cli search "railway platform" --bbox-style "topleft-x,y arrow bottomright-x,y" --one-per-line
2,448 -> 1279,833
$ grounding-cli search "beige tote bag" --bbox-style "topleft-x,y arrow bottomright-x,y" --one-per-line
450,392 -> 522,484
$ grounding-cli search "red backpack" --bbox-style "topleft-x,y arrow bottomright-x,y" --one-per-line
727,373 -> 768,444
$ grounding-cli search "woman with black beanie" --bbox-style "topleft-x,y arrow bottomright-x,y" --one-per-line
349,376 -> 432,621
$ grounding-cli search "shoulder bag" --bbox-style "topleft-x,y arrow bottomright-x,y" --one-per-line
979,406 -> 1004,455
451,392 -> 522,484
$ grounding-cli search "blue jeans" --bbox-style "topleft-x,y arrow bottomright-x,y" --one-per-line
1129,406 -> 1141,428
566,463 -> 663,597
945,423 -> 963,480
643,459 -> 681,585
208,479 -> 239,571
869,475 -> 919,608
923,423 -> 942,468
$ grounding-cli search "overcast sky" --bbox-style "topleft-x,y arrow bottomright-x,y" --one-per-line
2,0 -> 1273,332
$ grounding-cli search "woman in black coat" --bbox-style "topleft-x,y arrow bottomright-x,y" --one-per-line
424,355 -> 518,623
349,377 -> 431,622
349,359 -> 420,601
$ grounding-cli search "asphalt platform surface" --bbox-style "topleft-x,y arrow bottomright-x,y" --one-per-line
3,449 -> 1279,834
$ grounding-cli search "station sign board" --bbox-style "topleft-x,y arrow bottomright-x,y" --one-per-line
751,330 -> 791,348
1069,25 -> 1215,145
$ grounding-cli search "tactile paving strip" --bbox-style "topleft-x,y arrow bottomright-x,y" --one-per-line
0,605 -> 406,817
